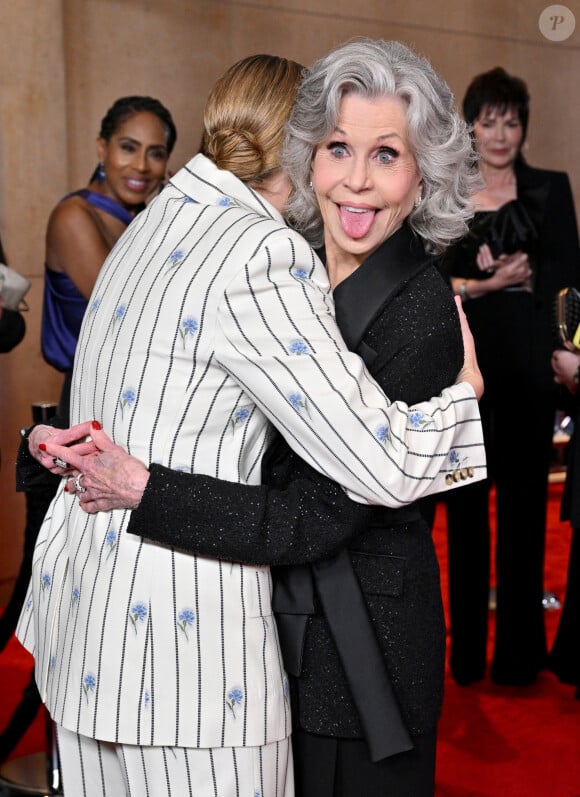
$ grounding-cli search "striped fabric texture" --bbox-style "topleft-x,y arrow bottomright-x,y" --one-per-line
17,154 -> 485,751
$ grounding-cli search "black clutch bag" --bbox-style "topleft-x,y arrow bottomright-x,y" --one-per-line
555,286 -> 580,349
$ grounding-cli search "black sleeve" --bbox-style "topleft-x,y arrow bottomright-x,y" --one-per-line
0,308 -> 25,352
0,237 -> 26,352
542,172 -> 580,285
15,414 -> 69,492
126,442 -> 373,566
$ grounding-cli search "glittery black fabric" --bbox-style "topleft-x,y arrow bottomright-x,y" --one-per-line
130,454 -> 372,566
291,247 -> 461,738
128,226 -> 463,739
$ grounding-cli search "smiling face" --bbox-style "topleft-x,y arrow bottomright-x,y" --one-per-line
96,111 -> 170,209
311,93 -> 422,268
472,105 -> 523,171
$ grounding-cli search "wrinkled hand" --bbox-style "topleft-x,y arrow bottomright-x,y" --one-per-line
31,422 -> 96,474
476,245 -> 532,292
551,348 -> 580,394
455,296 -> 484,400
41,424 -> 150,513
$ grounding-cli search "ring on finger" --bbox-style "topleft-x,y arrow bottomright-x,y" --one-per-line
53,457 -> 68,469
74,474 -> 87,494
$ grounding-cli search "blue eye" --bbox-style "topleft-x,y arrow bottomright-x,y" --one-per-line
328,142 -> 347,158
377,148 -> 397,164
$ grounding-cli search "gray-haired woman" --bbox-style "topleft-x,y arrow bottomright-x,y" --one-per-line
37,41 -> 483,797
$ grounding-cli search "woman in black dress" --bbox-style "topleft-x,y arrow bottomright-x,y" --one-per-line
440,67 -> 580,687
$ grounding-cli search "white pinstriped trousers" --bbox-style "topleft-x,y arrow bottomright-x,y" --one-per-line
56,725 -> 294,797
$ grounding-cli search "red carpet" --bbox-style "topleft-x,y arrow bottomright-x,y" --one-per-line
0,638 -> 47,761
1,484 -> 579,795
435,482 -> 580,797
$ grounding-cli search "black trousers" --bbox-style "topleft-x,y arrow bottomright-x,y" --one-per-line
293,729 -> 437,797
445,379 -> 553,684
549,527 -> 580,689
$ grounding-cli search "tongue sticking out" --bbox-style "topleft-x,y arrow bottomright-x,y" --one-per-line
339,206 -> 376,239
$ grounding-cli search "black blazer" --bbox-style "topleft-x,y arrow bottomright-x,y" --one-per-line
127,224 -> 465,738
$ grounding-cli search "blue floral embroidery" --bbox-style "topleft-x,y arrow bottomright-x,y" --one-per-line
166,249 -> 185,268
90,297 -> 101,313
289,339 -> 309,356
449,450 -> 460,467
25,597 -> 33,612
114,303 -> 126,323
177,608 -> 196,641
83,672 -> 96,703
144,689 -> 151,709
49,654 -> 57,671
129,602 -> 148,633
231,405 -> 251,432
375,424 -> 391,445
226,687 -> 244,718
445,450 -> 474,485
288,392 -> 309,416
72,586 -> 80,604
292,267 -> 309,280
283,676 -> 290,704
179,316 -> 198,347
409,410 -> 434,430
182,196 -> 195,204
119,387 -> 136,418
104,529 -> 117,560
217,196 -> 236,207
41,572 -> 51,592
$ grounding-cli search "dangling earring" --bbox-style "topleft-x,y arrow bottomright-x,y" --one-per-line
308,180 -> 313,191
97,162 -> 105,183
414,193 -> 422,209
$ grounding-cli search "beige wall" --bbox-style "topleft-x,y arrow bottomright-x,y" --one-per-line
1,0 -> 579,600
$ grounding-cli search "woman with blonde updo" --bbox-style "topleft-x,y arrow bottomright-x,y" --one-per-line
29,43 -> 487,797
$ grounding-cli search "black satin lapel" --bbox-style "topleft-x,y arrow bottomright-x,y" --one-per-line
272,565 -> 315,677
332,225 -> 427,353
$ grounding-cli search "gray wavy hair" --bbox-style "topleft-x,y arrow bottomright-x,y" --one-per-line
283,39 -> 480,252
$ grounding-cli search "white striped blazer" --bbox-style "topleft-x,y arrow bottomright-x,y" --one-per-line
17,154 -> 485,749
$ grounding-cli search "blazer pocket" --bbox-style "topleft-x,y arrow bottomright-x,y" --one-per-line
244,566 -> 273,618
350,551 -> 406,597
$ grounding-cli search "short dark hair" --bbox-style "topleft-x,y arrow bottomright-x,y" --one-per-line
462,67 -> 530,144
99,96 -> 177,155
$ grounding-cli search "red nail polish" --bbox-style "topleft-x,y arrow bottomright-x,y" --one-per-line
64,485 -> 69,492
91,420 -> 102,430
39,443 -> 47,451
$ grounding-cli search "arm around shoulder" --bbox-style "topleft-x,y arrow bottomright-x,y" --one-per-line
215,231 -> 486,506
